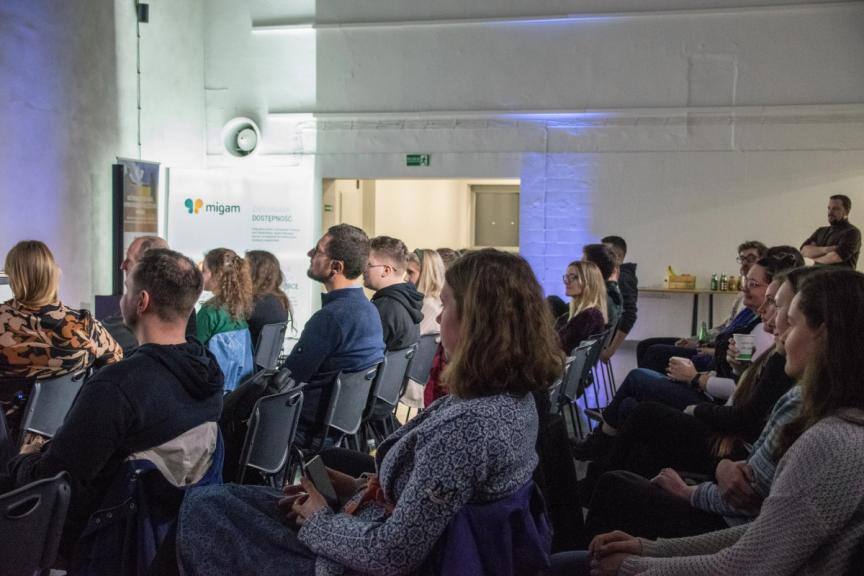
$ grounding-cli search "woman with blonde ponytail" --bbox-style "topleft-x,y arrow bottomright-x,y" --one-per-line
196,248 -> 254,345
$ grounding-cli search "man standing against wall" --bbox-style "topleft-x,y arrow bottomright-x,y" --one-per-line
600,235 -> 637,362
800,195 -> 860,268
364,236 -> 424,351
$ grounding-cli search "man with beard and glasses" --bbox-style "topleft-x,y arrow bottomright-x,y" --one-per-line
280,224 -> 385,446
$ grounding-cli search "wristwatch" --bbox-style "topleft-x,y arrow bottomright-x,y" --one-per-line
690,373 -> 702,390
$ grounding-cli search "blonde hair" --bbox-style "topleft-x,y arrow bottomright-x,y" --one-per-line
203,248 -> 254,322
566,261 -> 608,323
414,249 -> 446,299
4,240 -> 60,308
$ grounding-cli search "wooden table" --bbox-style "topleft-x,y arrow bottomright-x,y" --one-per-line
638,287 -> 738,335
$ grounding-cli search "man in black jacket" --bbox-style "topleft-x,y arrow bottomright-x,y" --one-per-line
363,236 -> 424,350
601,235 -> 638,361
10,249 -> 224,551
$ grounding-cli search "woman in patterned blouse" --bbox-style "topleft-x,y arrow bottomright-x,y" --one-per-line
175,248 -> 565,575
0,241 -> 122,435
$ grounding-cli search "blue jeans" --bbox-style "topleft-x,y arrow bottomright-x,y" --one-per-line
601,368 -> 711,429
549,551 -> 591,575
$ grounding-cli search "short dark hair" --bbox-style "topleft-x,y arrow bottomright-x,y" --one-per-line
738,241 -> 768,257
830,194 -> 852,213
131,249 -> 203,322
326,224 -> 370,280
370,236 -> 409,269
601,235 -> 628,262
582,244 -> 617,280
765,245 -> 805,268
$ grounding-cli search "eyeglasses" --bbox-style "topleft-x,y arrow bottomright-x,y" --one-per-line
736,254 -> 759,265
562,274 -> 579,284
367,263 -> 398,272
744,278 -> 767,289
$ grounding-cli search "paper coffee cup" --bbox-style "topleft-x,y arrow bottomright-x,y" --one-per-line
733,334 -> 755,361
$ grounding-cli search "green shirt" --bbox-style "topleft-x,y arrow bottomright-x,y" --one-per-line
195,303 -> 248,345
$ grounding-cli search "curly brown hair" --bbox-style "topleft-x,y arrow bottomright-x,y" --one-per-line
442,249 -> 565,398
203,248 -> 253,322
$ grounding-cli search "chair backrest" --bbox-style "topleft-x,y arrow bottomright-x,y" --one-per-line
0,406 -> 12,469
584,330 -> 609,369
254,322 -> 289,371
371,346 -> 416,410
20,371 -> 87,441
559,340 -> 595,404
208,329 -> 255,392
325,365 -> 379,438
406,334 -> 440,385
0,472 -> 71,576
238,388 -> 304,486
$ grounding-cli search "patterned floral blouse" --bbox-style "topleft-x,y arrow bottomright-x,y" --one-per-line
0,300 -> 122,380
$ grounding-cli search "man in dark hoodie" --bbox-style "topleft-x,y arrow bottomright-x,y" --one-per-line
600,235 -> 638,361
364,236 -> 424,350
10,248 -> 223,551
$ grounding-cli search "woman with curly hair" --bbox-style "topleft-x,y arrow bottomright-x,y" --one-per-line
196,248 -> 253,346
245,250 -> 292,349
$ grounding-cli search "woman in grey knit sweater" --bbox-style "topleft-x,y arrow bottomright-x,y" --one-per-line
586,268 -> 864,576
176,249 -> 565,576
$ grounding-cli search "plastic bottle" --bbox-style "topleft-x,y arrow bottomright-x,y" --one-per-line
366,437 -> 377,457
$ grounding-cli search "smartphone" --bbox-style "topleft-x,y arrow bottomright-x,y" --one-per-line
303,455 -> 339,510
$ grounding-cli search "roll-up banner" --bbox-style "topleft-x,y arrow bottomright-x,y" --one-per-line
166,161 -> 315,335
112,158 -> 160,295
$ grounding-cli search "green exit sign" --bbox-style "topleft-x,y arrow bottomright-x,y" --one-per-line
406,154 -> 430,167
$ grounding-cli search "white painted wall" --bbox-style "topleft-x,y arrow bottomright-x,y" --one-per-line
0,0 -> 206,308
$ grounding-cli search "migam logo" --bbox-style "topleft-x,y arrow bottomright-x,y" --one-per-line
184,198 -> 204,214
184,198 -> 240,216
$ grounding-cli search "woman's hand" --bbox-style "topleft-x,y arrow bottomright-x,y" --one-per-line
726,341 -> 744,371
327,466 -> 361,500
589,530 -> 642,559
19,432 -> 47,455
716,459 -> 762,512
651,468 -> 694,502
666,357 -> 697,383
674,337 -> 697,349
590,553 -> 631,576
278,479 -> 329,526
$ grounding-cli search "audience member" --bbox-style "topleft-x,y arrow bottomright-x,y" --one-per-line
800,194 -> 860,268
281,224 -> 384,446
401,248 -> 446,410
582,244 -> 623,331
104,235 -> 197,352
600,236 -> 638,361
637,241 -> 768,372
582,267 -> 864,576
573,253 -> 796,460
580,269 -> 819,544
555,261 -> 608,353
8,249 -> 223,553
195,248 -> 253,345
436,247 -> 460,269
174,249 -> 564,576
364,236 -> 423,350
245,250 -> 292,349
0,240 -> 122,437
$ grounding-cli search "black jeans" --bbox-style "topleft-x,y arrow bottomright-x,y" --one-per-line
584,470 -> 727,543
637,339 -> 714,374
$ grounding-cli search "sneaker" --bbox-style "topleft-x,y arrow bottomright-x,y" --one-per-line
570,430 -> 614,461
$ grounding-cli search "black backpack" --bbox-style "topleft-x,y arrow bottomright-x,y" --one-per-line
220,368 -> 296,483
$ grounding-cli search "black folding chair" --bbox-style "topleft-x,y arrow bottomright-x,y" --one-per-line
365,346 -> 416,442
254,322 -> 289,372
555,341 -> 595,440
583,330 -> 610,414
321,365 -> 380,452
238,387 -> 304,488
20,371 -> 87,444
0,472 -> 71,576
406,334 -> 439,386
0,407 -> 13,473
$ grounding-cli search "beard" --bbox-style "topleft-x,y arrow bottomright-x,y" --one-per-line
307,266 -> 330,283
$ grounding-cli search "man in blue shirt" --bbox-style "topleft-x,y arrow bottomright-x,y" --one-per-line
282,224 -> 385,445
